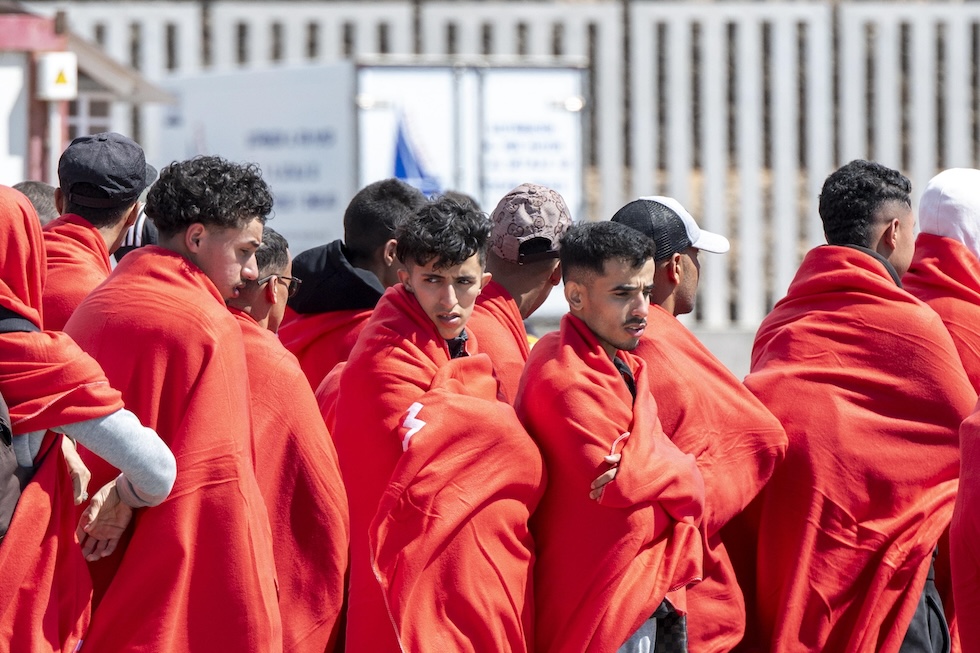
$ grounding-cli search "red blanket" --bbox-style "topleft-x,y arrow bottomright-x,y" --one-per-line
65,246 -> 282,652
370,353 -> 543,651
515,314 -> 704,653
315,361 -> 344,434
952,405 -> 980,652
904,233 -> 980,393
634,305 -> 787,653
742,246 -> 976,653
0,186 -> 123,653
232,309 -> 350,653
468,279 -> 530,402
279,308 -> 373,389
334,284 -> 538,650
41,214 -> 112,331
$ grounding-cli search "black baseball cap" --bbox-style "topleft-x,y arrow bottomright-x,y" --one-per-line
611,196 -> 730,261
58,132 -> 157,209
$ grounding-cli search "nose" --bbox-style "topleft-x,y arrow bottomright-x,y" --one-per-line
631,294 -> 649,318
242,253 -> 259,282
440,283 -> 458,309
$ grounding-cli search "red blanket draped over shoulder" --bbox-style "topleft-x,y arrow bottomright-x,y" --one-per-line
742,246 -> 976,653
279,308 -> 373,388
903,233 -> 980,392
333,284 -> 542,651
232,309 -> 350,653
515,314 -> 704,653
0,186 -> 123,653
634,305 -> 787,653
41,214 -> 112,331
468,279 -> 530,402
370,353 -> 543,651
65,246 -> 282,652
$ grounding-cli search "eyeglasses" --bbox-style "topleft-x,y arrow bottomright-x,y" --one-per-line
255,274 -> 302,298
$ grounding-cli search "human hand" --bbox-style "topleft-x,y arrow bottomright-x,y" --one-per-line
61,437 -> 91,505
590,453 -> 622,501
76,481 -> 133,561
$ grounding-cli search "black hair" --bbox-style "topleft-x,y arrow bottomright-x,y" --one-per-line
256,226 -> 290,277
344,178 -> 428,264
438,190 -> 482,212
63,187 -> 134,228
146,156 -> 273,237
818,159 -> 911,247
12,181 -> 59,225
395,196 -> 491,269
560,221 -> 656,282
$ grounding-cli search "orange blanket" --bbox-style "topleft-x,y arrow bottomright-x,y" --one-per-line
468,279 -> 530,402
232,308 -> 350,653
279,308 -> 373,389
370,354 -> 543,651
634,305 -> 787,653
515,314 -> 704,653
0,186 -> 123,653
65,246 -> 282,652
904,233 -> 980,393
742,245 -> 976,653
42,214 -> 112,331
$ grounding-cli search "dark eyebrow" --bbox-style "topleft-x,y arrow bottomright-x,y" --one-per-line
611,283 -> 640,292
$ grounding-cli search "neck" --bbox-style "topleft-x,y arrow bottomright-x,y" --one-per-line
98,222 -> 131,255
157,233 -> 191,260
228,295 -> 273,330
657,296 -> 678,317
486,258 -> 553,319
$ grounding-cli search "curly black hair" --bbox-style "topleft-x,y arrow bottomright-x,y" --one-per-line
394,196 -> 491,269
344,178 -> 427,264
146,156 -> 273,237
559,220 -> 656,281
819,159 -> 911,247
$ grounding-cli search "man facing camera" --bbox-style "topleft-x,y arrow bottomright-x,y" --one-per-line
516,220 -> 704,653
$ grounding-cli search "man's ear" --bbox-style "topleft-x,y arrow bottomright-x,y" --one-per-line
480,271 -> 492,290
185,223 -> 206,253
565,280 -> 584,310
397,267 -> 412,290
54,188 -> 66,215
265,276 -> 280,304
124,203 -> 140,229
666,253 -> 683,285
383,239 -> 398,266
882,218 -> 900,251
548,262 -> 563,287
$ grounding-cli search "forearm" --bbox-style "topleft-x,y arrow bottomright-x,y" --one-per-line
56,409 -> 176,507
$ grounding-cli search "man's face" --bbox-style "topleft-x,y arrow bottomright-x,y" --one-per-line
267,255 -> 292,333
398,253 -> 491,340
675,247 -> 701,316
567,257 -> 655,359
194,218 -> 263,301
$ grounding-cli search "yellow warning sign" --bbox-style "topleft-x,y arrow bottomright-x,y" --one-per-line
37,52 -> 78,100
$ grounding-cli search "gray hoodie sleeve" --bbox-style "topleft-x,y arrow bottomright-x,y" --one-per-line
55,408 -> 177,508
